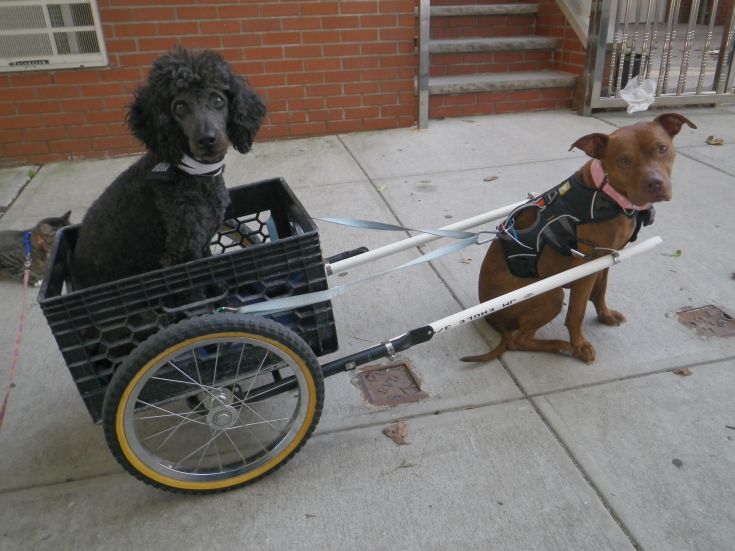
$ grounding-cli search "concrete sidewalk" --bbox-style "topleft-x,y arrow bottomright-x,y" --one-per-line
1,107 -> 734,551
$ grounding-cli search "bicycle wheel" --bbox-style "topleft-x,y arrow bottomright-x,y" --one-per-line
102,314 -> 324,494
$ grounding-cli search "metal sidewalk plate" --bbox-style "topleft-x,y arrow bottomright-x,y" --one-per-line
355,361 -> 428,406
676,305 -> 735,338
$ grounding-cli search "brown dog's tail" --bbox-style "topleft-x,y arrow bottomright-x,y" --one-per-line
459,341 -> 507,363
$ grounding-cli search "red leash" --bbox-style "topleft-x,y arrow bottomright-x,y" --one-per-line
0,237 -> 31,432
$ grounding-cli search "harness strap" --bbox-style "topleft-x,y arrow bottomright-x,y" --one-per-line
229,235 -> 478,315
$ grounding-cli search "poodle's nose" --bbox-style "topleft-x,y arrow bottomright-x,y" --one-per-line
198,132 -> 217,148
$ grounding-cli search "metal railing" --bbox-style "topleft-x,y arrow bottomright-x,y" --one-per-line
581,0 -> 735,114
417,0 -> 430,129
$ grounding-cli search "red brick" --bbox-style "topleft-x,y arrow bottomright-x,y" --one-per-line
218,5 -> 259,18
361,15 -> 397,27
341,29 -> 378,42
114,23 -> 158,37
260,3 -> 300,17
200,21 -> 242,34
341,1 -> 379,14
289,97 -> 326,111
18,101 -> 62,115
304,58 -> 341,72
291,121 -> 327,136
284,45 -> 323,58
157,22 -> 199,36
344,81 -> 380,94
63,98 -> 106,112
326,119 -> 364,133
303,30 -> 341,43
307,84 -> 343,97
66,124 -> 109,139
5,142 -> 49,156
283,17 -> 323,30
177,7 -> 214,20
326,95 -> 362,108
265,86 -> 306,100
323,16 -> 361,29
265,59 -> 303,73
42,113 -> 81,127
342,56 -> 380,69
287,72 -> 325,85
301,2 -> 340,16
222,34 -> 262,48
49,139 -> 92,154
262,32 -> 302,46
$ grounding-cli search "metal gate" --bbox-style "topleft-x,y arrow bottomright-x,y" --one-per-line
582,0 -> 735,113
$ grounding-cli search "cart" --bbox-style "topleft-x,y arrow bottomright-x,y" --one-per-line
38,178 -> 661,494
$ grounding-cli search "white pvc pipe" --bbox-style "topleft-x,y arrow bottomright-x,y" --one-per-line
426,236 -> 663,335
327,198 -> 529,274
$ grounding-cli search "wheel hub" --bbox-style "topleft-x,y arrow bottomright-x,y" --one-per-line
204,389 -> 238,430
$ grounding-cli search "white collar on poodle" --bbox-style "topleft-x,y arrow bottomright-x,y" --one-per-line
177,154 -> 224,177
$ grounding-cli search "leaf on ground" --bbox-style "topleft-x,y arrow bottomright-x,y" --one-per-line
672,367 -> 692,376
383,421 -> 409,445
483,175 -> 498,182
661,249 -> 682,257
458,257 -> 472,264
672,458 -> 684,468
705,135 -> 724,145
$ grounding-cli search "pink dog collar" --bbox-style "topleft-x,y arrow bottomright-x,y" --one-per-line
590,159 -> 651,211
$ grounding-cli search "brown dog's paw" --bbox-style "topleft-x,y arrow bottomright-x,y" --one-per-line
598,309 -> 626,326
572,341 -> 596,363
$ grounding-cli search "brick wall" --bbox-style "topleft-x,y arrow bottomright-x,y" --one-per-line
535,0 -> 587,105
0,0 -> 418,167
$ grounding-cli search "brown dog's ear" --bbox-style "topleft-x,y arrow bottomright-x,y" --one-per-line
569,133 -> 608,159
654,113 -> 697,137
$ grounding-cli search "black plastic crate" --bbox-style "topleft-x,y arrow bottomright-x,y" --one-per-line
38,178 -> 338,422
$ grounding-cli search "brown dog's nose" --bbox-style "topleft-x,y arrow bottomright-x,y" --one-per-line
646,177 -> 664,191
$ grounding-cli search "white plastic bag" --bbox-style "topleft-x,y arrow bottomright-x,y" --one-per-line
620,78 -> 657,114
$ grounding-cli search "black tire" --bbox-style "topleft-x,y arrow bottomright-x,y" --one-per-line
102,314 -> 324,494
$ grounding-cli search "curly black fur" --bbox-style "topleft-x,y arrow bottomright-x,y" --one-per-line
72,49 -> 266,289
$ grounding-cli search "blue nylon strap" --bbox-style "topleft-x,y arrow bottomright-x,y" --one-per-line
237,235 -> 478,315
22,231 -> 32,256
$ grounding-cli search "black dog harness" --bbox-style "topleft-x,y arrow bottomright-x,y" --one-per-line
497,172 -> 655,278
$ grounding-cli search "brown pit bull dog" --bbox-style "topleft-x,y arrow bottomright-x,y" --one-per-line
460,113 -> 696,364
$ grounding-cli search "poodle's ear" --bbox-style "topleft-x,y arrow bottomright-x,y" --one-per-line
226,74 -> 267,154
126,62 -> 184,162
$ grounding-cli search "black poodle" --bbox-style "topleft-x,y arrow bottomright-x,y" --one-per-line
72,48 -> 266,289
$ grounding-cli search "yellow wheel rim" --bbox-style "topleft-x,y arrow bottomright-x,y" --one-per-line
115,332 -> 318,491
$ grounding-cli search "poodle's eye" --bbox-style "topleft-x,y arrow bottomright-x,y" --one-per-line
172,101 -> 188,116
211,94 -> 226,109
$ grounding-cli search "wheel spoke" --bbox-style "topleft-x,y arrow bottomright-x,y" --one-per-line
166,359 -> 225,406
243,349 -> 269,400
175,430 -> 223,471
135,399 -> 208,425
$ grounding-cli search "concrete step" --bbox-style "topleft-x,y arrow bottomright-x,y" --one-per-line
430,37 -> 558,54
430,4 -> 539,17
428,70 -> 576,95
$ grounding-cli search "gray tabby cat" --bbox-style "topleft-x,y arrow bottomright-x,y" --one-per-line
0,211 -> 71,286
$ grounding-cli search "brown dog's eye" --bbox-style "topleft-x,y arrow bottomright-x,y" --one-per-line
617,156 -> 632,168
658,144 -> 669,155
172,101 -> 188,116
